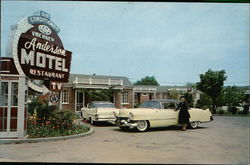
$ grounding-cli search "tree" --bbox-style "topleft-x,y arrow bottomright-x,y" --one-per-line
196,69 -> 227,114
85,86 -> 121,103
134,76 -> 160,86
220,86 -> 245,108
183,92 -> 194,108
169,89 -> 181,100
186,82 -> 196,92
195,93 -> 212,109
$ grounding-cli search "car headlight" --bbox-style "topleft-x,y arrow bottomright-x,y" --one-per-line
95,114 -> 98,120
113,111 -> 117,117
129,112 -> 134,118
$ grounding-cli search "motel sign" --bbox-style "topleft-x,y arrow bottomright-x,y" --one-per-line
0,11 -> 72,138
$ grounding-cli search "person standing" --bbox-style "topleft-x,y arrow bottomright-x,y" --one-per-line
175,96 -> 190,131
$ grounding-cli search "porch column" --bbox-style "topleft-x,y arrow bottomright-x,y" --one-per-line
17,76 -> 26,138
59,91 -> 62,109
75,89 -> 77,111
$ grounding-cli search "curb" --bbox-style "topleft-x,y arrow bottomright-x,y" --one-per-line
0,122 -> 94,144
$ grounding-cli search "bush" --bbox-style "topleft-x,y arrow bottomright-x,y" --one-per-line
243,104 -> 249,114
27,105 -> 89,138
50,109 -> 76,130
27,118 -> 89,138
216,107 -> 224,114
36,104 -> 56,124
229,106 -> 238,114
134,103 -> 141,108
28,98 -> 42,115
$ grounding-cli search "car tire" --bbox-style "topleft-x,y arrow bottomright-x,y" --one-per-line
89,118 -> 96,125
189,121 -> 199,129
136,120 -> 148,132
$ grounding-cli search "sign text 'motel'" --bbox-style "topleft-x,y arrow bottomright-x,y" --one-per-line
13,11 -> 72,93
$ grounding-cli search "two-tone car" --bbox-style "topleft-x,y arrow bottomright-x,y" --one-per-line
81,101 -> 119,125
114,99 -> 213,132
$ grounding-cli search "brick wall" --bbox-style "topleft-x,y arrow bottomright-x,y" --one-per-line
61,87 -> 75,112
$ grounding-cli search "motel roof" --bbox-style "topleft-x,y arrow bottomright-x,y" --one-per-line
64,73 -> 133,88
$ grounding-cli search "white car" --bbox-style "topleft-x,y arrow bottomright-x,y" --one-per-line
114,100 -> 213,132
81,101 -> 119,125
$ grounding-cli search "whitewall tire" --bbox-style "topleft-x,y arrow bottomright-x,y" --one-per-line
190,121 -> 199,129
136,120 -> 148,132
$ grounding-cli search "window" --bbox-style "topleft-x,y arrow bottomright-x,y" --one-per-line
163,103 -> 177,110
0,82 -> 8,106
140,101 -> 161,109
121,91 -> 129,104
61,90 -> 69,104
11,82 -> 18,106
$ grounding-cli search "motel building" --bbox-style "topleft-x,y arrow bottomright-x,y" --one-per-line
54,74 -> 201,115
0,56 -> 200,138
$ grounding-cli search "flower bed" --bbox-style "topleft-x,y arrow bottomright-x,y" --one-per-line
27,107 -> 90,138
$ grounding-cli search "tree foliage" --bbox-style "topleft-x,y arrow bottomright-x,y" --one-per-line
28,98 -> 42,115
134,76 -> 160,86
196,69 -> 227,113
195,93 -> 212,109
169,89 -> 180,100
85,86 -> 121,103
186,82 -> 196,92
220,86 -> 245,108
183,92 -> 194,108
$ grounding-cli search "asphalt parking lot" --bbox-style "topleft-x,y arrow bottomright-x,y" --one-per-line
0,116 -> 249,164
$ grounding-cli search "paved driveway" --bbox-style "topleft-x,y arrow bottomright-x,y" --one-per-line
0,116 -> 249,164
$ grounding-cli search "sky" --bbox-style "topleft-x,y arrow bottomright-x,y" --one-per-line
1,1 -> 249,86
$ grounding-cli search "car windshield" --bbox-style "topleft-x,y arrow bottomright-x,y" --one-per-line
92,103 -> 115,108
140,101 -> 161,109
162,102 -> 177,109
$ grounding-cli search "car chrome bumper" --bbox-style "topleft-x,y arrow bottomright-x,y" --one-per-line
95,118 -> 116,122
116,119 -> 138,128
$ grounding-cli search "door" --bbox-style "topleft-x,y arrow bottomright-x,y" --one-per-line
0,81 -> 19,137
156,102 -> 179,127
76,89 -> 85,111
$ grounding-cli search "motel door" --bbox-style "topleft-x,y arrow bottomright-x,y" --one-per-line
0,78 -> 28,138
76,89 -> 85,111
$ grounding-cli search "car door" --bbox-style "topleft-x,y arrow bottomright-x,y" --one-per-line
157,102 -> 179,127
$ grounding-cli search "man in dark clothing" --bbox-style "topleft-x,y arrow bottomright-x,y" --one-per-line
175,96 -> 190,131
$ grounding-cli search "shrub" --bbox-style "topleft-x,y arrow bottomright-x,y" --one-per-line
243,104 -> 249,114
27,102 -> 90,138
27,118 -> 89,138
134,104 -> 141,108
27,109 -> 89,138
36,104 -> 56,124
229,106 -> 238,114
218,109 -> 224,114
50,109 -> 76,130
28,98 -> 42,115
